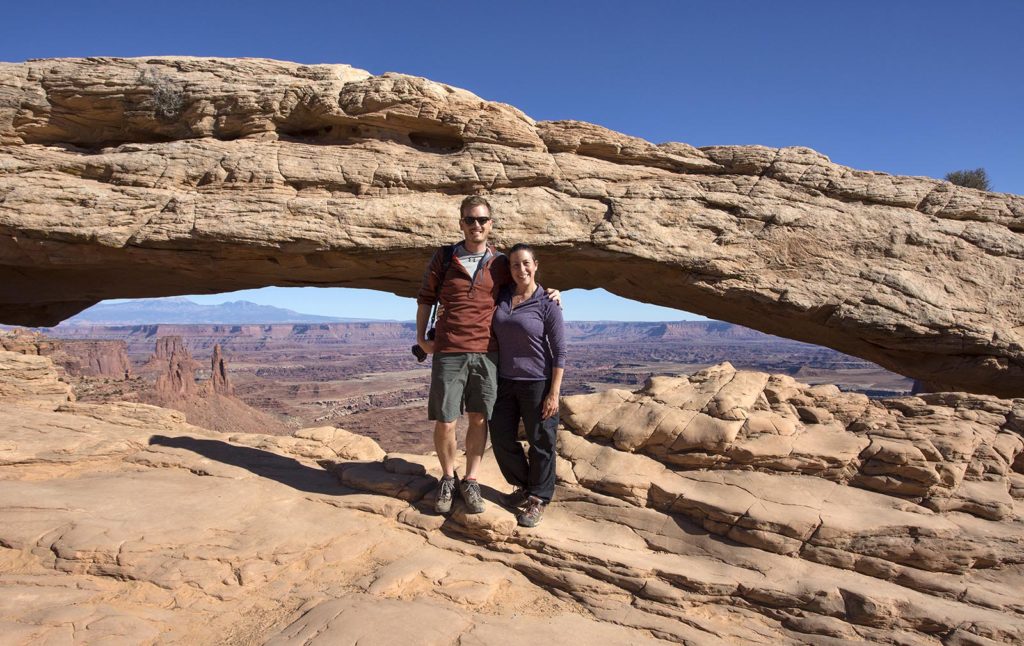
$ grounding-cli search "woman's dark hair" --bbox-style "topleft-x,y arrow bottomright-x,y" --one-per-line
508,243 -> 536,261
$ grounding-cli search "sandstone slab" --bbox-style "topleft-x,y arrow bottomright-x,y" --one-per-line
563,363 -> 1024,519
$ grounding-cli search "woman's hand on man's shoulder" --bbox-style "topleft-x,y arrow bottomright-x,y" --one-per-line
544,288 -> 562,308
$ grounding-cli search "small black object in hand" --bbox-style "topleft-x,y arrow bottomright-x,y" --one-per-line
411,344 -> 427,362
411,328 -> 436,362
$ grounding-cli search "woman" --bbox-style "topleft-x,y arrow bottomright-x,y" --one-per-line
489,243 -> 566,527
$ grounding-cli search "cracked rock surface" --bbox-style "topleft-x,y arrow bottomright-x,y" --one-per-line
1,57 -> 1023,395
2,350 -> 1023,644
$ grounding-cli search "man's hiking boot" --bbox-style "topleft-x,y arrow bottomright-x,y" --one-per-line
517,496 -> 545,528
434,474 -> 459,514
460,477 -> 486,514
504,487 -> 529,509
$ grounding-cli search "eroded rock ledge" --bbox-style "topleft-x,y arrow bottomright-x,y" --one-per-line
1,350 -> 1023,644
1,57 -> 1023,396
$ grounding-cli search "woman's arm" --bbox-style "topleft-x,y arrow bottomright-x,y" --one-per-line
542,298 -> 567,420
542,366 -> 564,420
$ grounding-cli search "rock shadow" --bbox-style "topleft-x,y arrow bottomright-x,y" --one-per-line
148,435 -> 559,545
149,435 -> 344,495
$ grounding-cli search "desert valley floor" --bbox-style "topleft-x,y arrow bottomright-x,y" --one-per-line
26,321 -> 914,453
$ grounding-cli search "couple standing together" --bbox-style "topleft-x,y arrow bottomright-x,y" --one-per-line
415,196 -> 565,528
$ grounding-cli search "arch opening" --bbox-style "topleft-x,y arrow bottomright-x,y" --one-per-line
4,286 -> 913,453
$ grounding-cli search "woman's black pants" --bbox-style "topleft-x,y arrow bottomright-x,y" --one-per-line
488,377 -> 558,503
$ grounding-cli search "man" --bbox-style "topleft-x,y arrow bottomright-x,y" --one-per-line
415,196 -> 557,515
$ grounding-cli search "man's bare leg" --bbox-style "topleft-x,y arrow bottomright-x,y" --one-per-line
434,420 -> 458,478
464,412 -> 487,480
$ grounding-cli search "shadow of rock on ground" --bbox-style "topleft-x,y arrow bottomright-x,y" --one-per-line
148,434 -> 519,543
149,435 -> 345,496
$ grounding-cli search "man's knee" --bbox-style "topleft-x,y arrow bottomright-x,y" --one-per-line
434,420 -> 457,435
466,412 -> 487,428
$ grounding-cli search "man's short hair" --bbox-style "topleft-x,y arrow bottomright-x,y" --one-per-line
460,195 -> 492,218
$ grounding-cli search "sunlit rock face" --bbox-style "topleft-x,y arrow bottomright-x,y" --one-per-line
561,363 -> 1024,541
1,350 -> 1022,644
1,57 -> 1023,396
0,328 -> 132,379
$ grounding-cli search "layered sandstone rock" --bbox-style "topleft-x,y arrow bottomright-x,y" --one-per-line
2,351 -> 1022,644
209,343 -> 232,395
138,335 -> 290,434
0,349 -> 73,407
562,363 -> 1024,521
147,335 -> 201,397
0,58 -> 1022,395
0,329 -> 67,358
0,329 -> 131,379
57,340 -> 132,379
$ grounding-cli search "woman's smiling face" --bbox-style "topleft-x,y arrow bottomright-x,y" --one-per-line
510,248 -> 537,288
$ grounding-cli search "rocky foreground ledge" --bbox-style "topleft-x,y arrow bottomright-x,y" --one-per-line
1,349 -> 1023,644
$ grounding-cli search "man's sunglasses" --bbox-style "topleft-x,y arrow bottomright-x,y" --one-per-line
462,216 -> 491,226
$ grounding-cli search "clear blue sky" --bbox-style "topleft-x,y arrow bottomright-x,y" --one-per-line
6,1 -> 1021,321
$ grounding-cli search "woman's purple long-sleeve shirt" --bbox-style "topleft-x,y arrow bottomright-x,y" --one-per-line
491,284 -> 566,381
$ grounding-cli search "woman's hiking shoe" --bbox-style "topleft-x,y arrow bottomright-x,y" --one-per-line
504,487 -> 529,509
434,474 -> 459,514
517,496 -> 545,527
460,478 -> 486,514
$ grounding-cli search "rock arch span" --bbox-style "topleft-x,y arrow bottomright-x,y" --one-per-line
1,57 -> 1022,396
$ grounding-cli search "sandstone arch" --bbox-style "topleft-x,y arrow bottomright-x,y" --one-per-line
1,57 -> 1022,396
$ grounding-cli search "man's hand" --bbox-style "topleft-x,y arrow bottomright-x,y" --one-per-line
541,390 -> 560,420
544,288 -> 562,308
415,303 -> 434,358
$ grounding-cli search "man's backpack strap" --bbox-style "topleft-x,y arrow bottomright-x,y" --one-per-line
440,243 -> 456,286
427,243 -> 458,331
433,243 -> 457,303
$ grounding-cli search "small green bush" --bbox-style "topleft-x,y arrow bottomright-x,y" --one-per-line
944,168 -> 991,191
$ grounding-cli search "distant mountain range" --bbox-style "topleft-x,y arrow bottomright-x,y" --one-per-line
61,297 -> 381,325
50,300 -> 787,345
